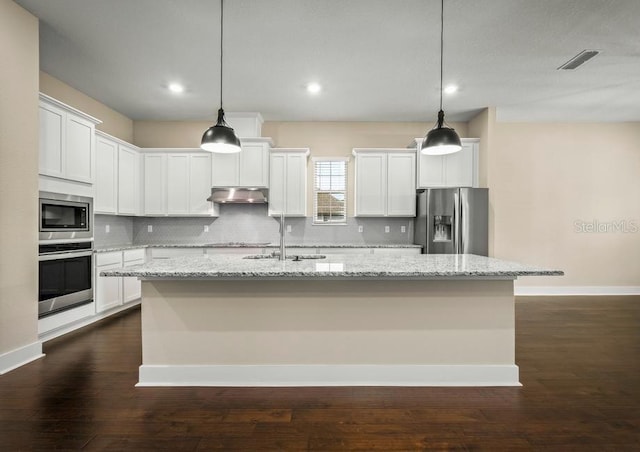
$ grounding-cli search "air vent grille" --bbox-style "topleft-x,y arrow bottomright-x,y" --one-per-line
558,50 -> 600,70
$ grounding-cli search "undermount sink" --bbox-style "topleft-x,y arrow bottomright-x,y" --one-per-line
243,254 -> 326,260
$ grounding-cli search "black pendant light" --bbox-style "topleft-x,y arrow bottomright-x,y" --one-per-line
201,0 -> 241,153
421,0 -> 462,156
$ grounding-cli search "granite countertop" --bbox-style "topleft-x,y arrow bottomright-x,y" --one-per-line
100,253 -> 563,280
94,243 -> 422,253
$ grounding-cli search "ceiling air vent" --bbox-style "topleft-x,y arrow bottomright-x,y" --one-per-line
557,50 -> 600,70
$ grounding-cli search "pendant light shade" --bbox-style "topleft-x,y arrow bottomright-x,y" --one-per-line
421,0 -> 461,156
201,0 -> 241,154
201,108 -> 241,153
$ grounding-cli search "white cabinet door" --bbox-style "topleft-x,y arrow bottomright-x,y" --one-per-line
167,154 -> 190,214
143,154 -> 166,215
387,152 -> 416,216
189,153 -> 213,215
416,138 -> 478,188
444,141 -> 475,187
122,249 -> 145,304
39,102 -> 65,178
355,153 -> 386,216
417,154 -> 446,188
95,135 -> 118,214
285,152 -> 307,216
95,252 -> 123,313
240,142 -> 269,187
118,145 -> 139,215
269,153 -> 286,215
212,152 -> 240,186
65,114 -> 94,183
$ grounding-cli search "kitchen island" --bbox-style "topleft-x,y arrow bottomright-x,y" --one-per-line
102,254 -> 561,387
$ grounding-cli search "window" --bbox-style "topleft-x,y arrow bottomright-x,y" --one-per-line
313,158 -> 347,224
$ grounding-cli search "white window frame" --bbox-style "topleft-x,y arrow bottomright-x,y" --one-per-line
312,157 -> 348,225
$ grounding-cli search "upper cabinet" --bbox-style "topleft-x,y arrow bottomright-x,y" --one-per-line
353,149 -> 416,217
211,138 -> 272,188
95,131 -> 141,215
39,94 -> 101,184
412,138 -> 479,188
269,148 -> 309,217
142,149 -> 218,216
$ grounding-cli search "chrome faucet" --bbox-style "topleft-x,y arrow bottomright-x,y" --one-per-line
278,212 -> 286,261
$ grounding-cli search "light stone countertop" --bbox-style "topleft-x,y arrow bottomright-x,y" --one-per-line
100,253 -> 563,280
94,243 -> 422,253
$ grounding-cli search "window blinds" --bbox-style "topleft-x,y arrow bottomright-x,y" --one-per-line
313,160 -> 347,223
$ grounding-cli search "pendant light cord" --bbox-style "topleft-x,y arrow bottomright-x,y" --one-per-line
220,0 -> 224,110
439,0 -> 444,113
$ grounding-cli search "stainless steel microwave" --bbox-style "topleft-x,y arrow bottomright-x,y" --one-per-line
39,191 -> 93,241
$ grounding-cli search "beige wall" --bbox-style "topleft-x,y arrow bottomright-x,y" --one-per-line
482,115 -> 640,287
40,71 -> 133,143
0,1 -> 39,357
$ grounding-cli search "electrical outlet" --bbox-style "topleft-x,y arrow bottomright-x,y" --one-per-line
204,225 -> 209,233
105,224 -> 110,233
385,225 -> 390,233
286,225 -> 292,233
358,225 -> 364,233
401,225 -> 406,233
147,225 -> 153,233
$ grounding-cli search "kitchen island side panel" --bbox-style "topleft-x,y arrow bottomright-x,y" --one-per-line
140,280 -> 515,385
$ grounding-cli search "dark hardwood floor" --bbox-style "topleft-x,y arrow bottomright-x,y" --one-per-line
1,296 -> 640,451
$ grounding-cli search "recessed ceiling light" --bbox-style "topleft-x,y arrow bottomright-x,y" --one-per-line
444,84 -> 458,94
168,83 -> 184,94
306,82 -> 322,95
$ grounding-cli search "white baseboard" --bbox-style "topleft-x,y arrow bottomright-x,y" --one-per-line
515,286 -> 640,296
0,341 -> 44,375
137,364 -> 521,387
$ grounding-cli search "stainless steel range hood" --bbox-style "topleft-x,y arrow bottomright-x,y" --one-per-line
207,188 -> 268,204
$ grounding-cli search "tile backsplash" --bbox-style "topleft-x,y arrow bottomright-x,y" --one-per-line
95,205 -> 414,246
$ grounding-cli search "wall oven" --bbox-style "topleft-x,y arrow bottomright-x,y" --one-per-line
39,191 -> 92,241
38,191 -> 94,318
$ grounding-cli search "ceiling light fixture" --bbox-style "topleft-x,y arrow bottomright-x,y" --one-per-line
168,83 -> 184,94
306,82 -> 322,94
444,84 -> 458,94
201,0 -> 241,154
421,0 -> 462,156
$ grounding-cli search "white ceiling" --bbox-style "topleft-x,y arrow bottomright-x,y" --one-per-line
15,0 -> 640,123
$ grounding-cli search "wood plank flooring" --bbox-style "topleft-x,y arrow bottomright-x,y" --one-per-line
1,296 -> 639,450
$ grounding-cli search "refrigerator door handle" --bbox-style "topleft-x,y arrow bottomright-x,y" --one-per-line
454,191 -> 460,254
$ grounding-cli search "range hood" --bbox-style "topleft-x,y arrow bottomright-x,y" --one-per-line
207,188 -> 268,204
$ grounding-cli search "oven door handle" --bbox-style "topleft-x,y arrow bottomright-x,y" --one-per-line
38,250 -> 93,261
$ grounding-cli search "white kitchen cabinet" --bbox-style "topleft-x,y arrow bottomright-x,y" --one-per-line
353,149 -> 416,217
211,138 -> 272,188
95,252 -> 123,313
269,148 -> 309,217
95,134 -> 118,214
143,153 -> 167,215
39,94 -> 100,184
167,153 -> 190,214
95,248 -> 145,313
95,131 -> 141,216
122,249 -> 145,303
118,145 -> 140,215
413,138 -> 479,188
143,150 -> 216,216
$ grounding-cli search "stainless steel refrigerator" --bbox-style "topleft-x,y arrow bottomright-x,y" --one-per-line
415,188 -> 488,255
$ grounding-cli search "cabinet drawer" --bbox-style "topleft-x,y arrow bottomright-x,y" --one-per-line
123,248 -> 146,262
96,252 -> 123,267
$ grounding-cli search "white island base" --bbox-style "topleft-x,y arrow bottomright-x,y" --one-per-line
137,279 -> 520,387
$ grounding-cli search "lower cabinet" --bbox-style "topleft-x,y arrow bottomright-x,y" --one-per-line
95,249 -> 145,313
